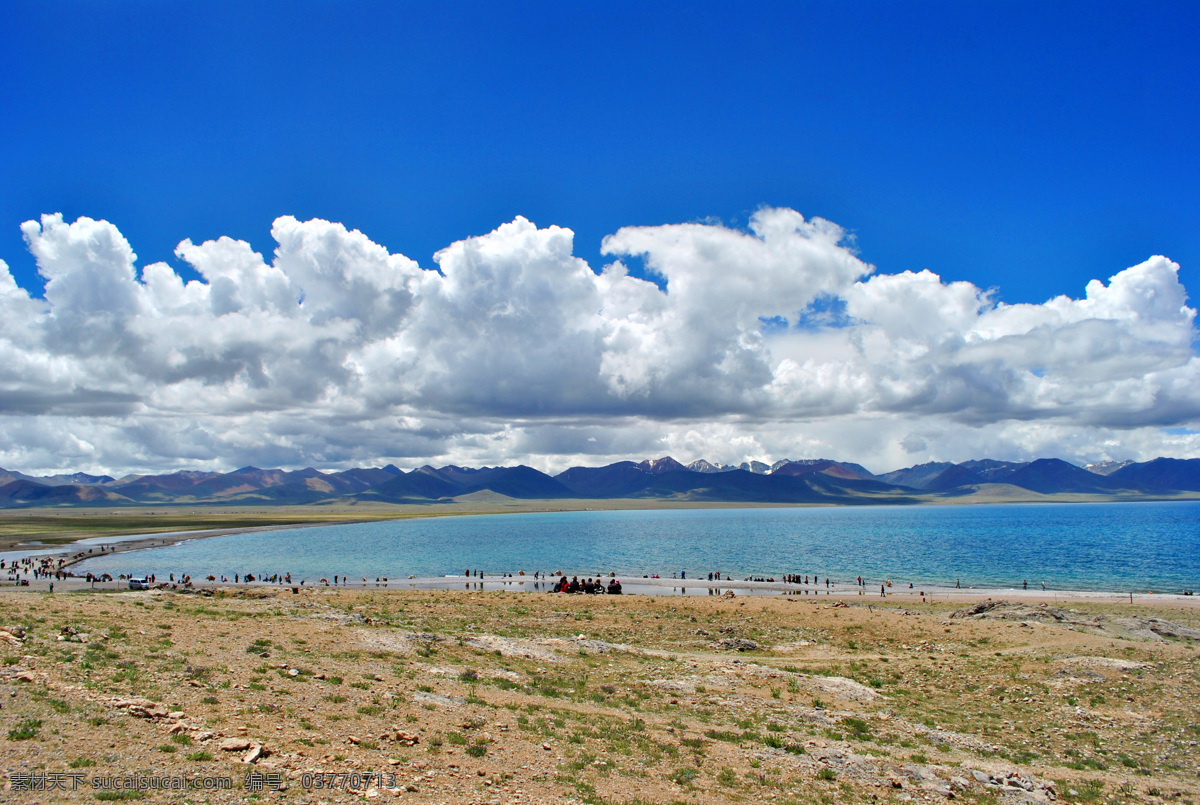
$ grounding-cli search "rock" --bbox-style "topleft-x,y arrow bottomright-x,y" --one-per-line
114,697 -> 156,710
287,668 -> 300,677
243,744 -> 263,764
220,737 -> 252,751
712,638 -> 759,651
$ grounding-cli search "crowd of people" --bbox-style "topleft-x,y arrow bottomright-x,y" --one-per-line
552,575 -> 622,594
2,555 -> 69,583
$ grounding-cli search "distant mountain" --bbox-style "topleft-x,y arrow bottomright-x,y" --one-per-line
1,454 -> 1198,509
923,464 -> 987,492
0,480 -> 131,507
1085,460 -> 1135,476
108,470 -> 222,502
359,468 -> 462,501
555,458 -> 907,504
0,468 -> 115,487
881,457 -> 1138,494
360,465 -> 573,502
957,459 -> 1029,482
637,457 -> 688,475
110,470 -> 219,490
329,465 -> 404,491
686,459 -> 731,473
556,462 -> 659,498
877,462 -> 956,489
1109,457 -> 1200,492
1001,459 -> 1121,494
770,459 -> 875,481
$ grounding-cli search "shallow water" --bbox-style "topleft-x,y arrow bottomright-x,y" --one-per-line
73,501 -> 1200,593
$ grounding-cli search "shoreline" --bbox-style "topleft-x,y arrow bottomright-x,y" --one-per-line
8,569 -> 1198,608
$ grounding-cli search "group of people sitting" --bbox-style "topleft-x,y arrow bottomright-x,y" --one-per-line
553,575 -> 622,594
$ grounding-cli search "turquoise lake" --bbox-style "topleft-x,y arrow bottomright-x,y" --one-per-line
73,501 -> 1200,593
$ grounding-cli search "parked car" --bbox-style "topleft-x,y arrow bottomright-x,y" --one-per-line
128,577 -> 150,590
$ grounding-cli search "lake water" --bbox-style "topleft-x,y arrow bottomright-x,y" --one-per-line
72,501 -> 1200,593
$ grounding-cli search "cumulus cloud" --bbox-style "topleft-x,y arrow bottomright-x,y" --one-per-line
0,209 -> 1196,476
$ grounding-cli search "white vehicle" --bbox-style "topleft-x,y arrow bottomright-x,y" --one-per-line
128,577 -> 151,590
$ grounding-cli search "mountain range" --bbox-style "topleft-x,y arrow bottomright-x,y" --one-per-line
1,456 -> 1198,508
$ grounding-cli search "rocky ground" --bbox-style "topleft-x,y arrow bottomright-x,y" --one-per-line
1,587 -> 1198,804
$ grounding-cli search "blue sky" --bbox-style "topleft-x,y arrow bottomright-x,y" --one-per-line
1,1 -> 1198,475
4,1 -> 1196,302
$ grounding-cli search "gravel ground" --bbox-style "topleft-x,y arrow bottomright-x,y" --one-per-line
1,586 -> 1198,804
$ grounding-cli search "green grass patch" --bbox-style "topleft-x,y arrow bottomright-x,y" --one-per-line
8,718 -> 41,740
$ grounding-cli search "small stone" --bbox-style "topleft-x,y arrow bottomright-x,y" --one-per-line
243,744 -> 263,764
220,737 -> 252,751
288,668 -> 300,677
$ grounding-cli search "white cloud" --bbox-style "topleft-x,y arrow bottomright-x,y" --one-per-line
0,209 -> 1196,476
